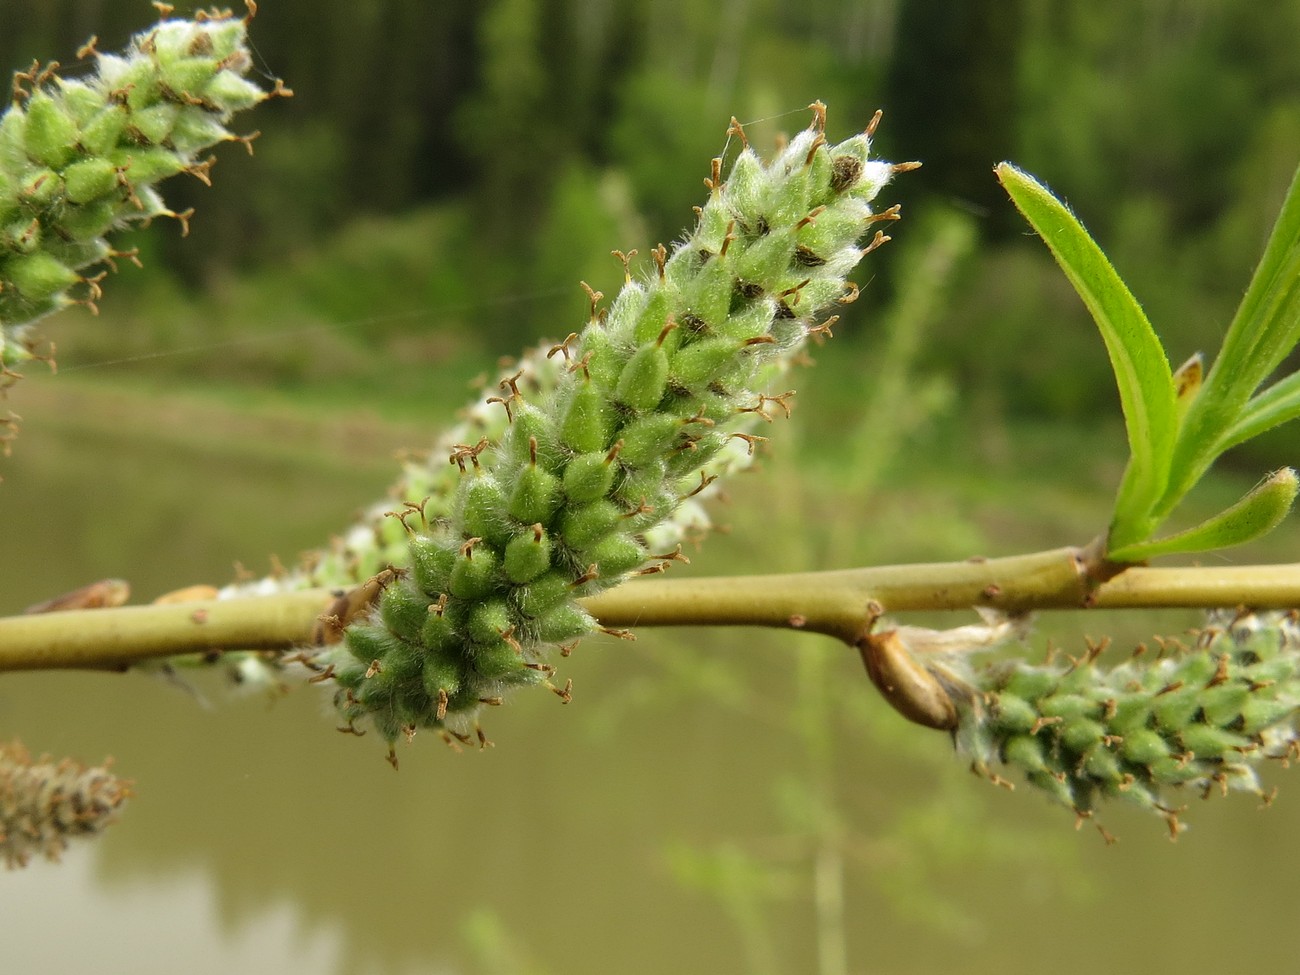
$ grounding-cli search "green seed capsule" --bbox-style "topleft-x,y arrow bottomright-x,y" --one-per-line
536,603 -> 594,643
168,108 -> 232,155
1026,768 -> 1078,809
615,459 -> 668,511
409,537 -> 456,597
1105,692 -> 1153,736
459,473 -> 513,549
112,146 -> 188,185
507,408 -> 562,470
1003,734 -> 1051,773
473,640 -> 525,681
683,252 -> 732,328
558,498 -> 623,550
1083,745 -> 1122,783
6,252 -> 78,301
671,337 -> 741,391
61,159 -> 119,204
379,583 -> 431,644
508,460 -> 562,526
22,92 -> 77,168
512,570 -> 574,619
1036,693 -> 1096,723
504,525 -> 553,584
618,414 -> 682,469
421,650 -> 462,702
1199,682 -> 1251,727
1059,718 -> 1106,755
560,380 -> 614,453
20,168 -> 61,206
1148,755 -> 1206,785
344,622 -> 409,667
615,343 -> 670,411
1120,728 -> 1171,766
1151,685 -> 1202,731
77,105 -> 128,156
1001,667 -> 1059,702
580,326 -> 624,387
1170,652 -> 1218,687
203,70 -> 264,112
563,448 -> 619,503
987,693 -> 1039,734
467,599 -> 514,645
1179,724 -> 1251,759
449,542 -> 501,600
1239,696 -> 1297,735
632,285 -> 677,345
130,102 -> 182,145
159,57 -> 221,97
419,610 -> 458,652
579,534 -> 647,579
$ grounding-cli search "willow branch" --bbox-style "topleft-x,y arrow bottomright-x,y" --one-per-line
3,550 -> 1300,673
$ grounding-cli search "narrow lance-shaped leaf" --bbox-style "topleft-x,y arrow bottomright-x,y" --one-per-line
1216,370 -> 1300,452
1160,163 -> 1300,517
1106,467 -> 1298,563
995,163 -> 1177,553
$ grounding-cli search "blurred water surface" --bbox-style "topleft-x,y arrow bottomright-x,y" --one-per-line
3,379 -> 1300,975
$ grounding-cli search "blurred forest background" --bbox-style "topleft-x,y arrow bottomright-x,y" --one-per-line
1,0 -> 1296,449
2,2 -> 1300,974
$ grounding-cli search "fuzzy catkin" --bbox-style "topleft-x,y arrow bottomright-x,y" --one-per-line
950,610 -> 1300,837
0,9 -> 275,372
0,741 -> 130,868
311,108 -> 902,747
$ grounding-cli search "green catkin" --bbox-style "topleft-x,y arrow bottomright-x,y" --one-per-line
314,104 -> 904,747
950,610 -> 1300,837
0,8 -> 280,376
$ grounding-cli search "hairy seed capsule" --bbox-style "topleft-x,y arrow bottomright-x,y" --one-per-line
618,414 -> 682,469
344,622 -> 408,667
409,538 -> 456,597
503,526 -> 553,584
449,543 -> 501,600
473,640 -> 526,682
563,449 -> 619,504
579,534 -> 647,579
1120,727 -> 1171,765
509,463 -> 562,526
511,570 -> 572,618
422,651 -> 462,702
467,599 -> 514,645
615,343 -> 670,411
460,474 -> 513,549
379,583 -> 431,644
1060,718 -> 1106,754
561,381 -> 613,453
536,603 -> 594,643
558,499 -> 623,550
988,693 -> 1039,734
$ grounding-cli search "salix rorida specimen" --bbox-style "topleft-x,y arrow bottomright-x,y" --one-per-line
0,2 -> 286,389
304,104 -> 913,756
860,609 -> 1300,839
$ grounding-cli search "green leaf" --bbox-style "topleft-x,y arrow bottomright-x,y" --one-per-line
1216,371 -> 1300,452
1107,468 -> 1298,562
1160,163 -> 1300,516
995,163 -> 1176,550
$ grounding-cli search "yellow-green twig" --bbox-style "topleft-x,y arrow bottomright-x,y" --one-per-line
2,552 -> 1299,673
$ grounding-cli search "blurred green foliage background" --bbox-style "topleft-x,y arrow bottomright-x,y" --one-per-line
2,1 -> 1299,973
2,0 -> 1296,452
